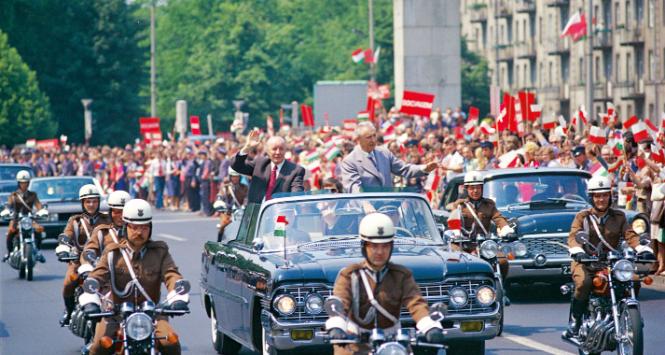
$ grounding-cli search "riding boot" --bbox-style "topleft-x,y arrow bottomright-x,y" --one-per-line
60,296 -> 76,326
563,298 -> 587,338
3,234 -> 13,262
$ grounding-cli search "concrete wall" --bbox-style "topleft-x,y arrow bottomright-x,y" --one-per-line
394,0 -> 462,111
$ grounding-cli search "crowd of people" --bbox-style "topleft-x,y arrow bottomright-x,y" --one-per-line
3,105 -> 665,274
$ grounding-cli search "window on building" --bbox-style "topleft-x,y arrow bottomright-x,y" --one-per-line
516,21 -> 521,43
500,24 -> 505,44
627,52 -> 632,81
637,49 -> 644,78
636,0 -> 644,23
562,56 -> 570,81
579,57 -> 584,82
540,62 -> 544,86
649,103 -> 655,120
539,16 -> 542,42
603,0 -> 612,27
627,104 -> 633,118
516,64 -> 521,87
649,50 -> 654,80
649,0 -> 655,27
595,56 -> 601,82
604,51 -> 613,80
507,19 -> 513,43
549,61 -> 554,86
524,64 -> 529,87
626,1 -> 632,28
523,19 -> 527,42
616,53 -> 621,80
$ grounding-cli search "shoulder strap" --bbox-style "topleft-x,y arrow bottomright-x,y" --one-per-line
117,248 -> 154,303
359,269 -> 398,325
14,192 -> 31,211
587,214 -> 617,252
464,202 -> 489,236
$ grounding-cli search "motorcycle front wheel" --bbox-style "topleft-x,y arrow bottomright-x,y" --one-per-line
617,305 -> 643,355
24,243 -> 34,281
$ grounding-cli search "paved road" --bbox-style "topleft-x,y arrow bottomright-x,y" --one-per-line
1,210 -> 664,354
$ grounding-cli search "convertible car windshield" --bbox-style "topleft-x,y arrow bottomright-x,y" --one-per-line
484,174 -> 589,209
29,178 -> 97,202
257,196 -> 441,251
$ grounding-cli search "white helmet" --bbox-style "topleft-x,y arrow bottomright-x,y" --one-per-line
108,190 -> 131,209
587,175 -> 612,194
122,199 -> 152,225
464,171 -> 484,186
16,170 -> 31,182
359,213 -> 395,243
79,184 -> 101,200
213,199 -> 228,212
228,167 -> 240,177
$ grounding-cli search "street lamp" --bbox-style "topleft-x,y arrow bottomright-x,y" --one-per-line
81,99 -> 93,144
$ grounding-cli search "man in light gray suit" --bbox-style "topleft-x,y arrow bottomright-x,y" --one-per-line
340,122 -> 438,193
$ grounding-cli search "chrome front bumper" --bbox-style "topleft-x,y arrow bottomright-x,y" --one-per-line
261,307 -> 501,350
507,255 -> 571,280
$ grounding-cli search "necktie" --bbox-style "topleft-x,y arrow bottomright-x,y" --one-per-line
266,165 -> 278,200
369,151 -> 378,169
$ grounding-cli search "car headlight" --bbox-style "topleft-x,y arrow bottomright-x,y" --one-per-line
512,241 -> 527,257
475,286 -> 496,307
19,218 -> 32,230
375,342 -> 408,355
273,294 -> 296,316
304,293 -> 323,315
631,218 -> 647,235
449,287 -> 468,308
613,260 -> 636,282
48,213 -> 59,222
479,240 -> 498,259
125,312 -> 153,341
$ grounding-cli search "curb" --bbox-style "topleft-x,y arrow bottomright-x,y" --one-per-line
651,275 -> 665,285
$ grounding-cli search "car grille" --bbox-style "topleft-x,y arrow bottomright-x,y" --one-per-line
521,234 -> 569,256
269,278 -> 497,323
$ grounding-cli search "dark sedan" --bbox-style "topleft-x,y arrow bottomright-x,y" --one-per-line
28,176 -> 108,239
201,192 -> 499,355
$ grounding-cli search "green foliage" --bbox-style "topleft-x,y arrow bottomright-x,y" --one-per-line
0,0 -> 146,144
0,30 -> 54,146
461,36 -> 490,116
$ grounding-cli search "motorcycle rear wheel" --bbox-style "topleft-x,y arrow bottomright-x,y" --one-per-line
617,305 -> 643,355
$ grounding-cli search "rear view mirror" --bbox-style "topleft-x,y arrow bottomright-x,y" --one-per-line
174,279 -> 191,295
83,278 -> 100,294
429,302 -> 447,322
324,296 -> 345,317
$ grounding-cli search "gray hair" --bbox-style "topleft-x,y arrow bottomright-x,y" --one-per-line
354,121 -> 376,139
266,136 -> 286,149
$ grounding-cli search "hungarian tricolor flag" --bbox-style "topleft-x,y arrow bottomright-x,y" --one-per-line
589,162 -> 609,179
357,111 -> 370,121
324,145 -> 341,161
274,216 -> 288,237
352,48 -> 364,63
364,48 -> 375,64
560,11 -> 587,42
589,126 -> 607,145
610,130 -> 624,156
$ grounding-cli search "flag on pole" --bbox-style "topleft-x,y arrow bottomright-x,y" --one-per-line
274,216 -> 288,237
447,207 -> 462,231
645,118 -> 658,138
623,115 -> 639,130
560,11 -> 587,42
529,103 -> 542,121
589,126 -> 608,145
578,105 -> 588,126
323,145 -> 341,161
589,162 -> 609,178
373,46 -> 381,64
631,122 -> 650,143
480,121 -> 496,135
357,111 -> 370,121
300,104 -> 315,127
304,150 -> 320,164
651,144 -> 665,164
498,149 -> 521,168
610,130 -> 624,156
352,48 -> 364,63
364,48 -> 374,63
400,90 -> 436,117
542,113 -> 557,130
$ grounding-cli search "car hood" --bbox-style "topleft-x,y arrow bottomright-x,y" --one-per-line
267,245 -> 493,285
511,210 -> 579,235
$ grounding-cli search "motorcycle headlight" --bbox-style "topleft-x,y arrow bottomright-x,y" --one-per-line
48,213 -> 59,222
512,241 -> 527,257
449,287 -> 468,308
273,294 -> 296,316
613,260 -> 636,282
476,286 -> 496,307
304,293 -> 323,315
125,312 -> 153,341
19,218 -> 32,230
479,240 -> 498,259
631,218 -> 647,235
375,342 -> 408,355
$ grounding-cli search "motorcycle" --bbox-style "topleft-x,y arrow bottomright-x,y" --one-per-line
445,227 -> 525,336
1,207 -> 48,281
323,297 -> 447,355
57,234 -> 103,354
561,231 -> 655,355
82,277 -> 191,355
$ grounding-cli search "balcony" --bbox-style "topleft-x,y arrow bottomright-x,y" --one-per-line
495,1 -> 512,19
496,44 -> 514,62
515,41 -> 536,59
469,7 -> 488,23
593,30 -> 613,50
548,38 -> 571,56
619,27 -> 644,46
547,0 -> 569,7
593,81 -> 613,102
515,0 -> 536,14
618,79 -> 645,100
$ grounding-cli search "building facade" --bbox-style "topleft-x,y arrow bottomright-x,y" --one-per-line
460,0 -> 665,123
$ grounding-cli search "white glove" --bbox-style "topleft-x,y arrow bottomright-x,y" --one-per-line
56,244 -> 74,255
635,245 -> 654,254
569,246 -> 585,256
498,225 -> 515,237
166,290 -> 190,305
77,263 -> 94,274
36,209 -> 49,218
79,292 -> 101,307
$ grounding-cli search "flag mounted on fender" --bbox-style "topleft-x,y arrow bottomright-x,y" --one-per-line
400,90 -> 435,117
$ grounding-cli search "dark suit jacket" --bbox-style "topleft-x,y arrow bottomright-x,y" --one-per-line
231,153 -> 305,204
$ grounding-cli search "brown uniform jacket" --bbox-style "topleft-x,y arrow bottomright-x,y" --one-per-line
332,261 -> 429,330
8,190 -> 40,219
63,213 -> 112,253
568,208 -> 640,252
80,224 -> 123,266
450,197 -> 508,237
90,239 -> 182,304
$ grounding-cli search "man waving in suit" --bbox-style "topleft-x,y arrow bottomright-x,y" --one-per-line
231,130 -> 305,204
341,122 -> 438,193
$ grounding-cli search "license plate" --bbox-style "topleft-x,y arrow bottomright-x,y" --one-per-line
460,321 -> 484,332
561,265 -> 572,275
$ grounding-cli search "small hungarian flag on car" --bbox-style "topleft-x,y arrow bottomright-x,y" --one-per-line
447,208 -> 462,231
274,216 -> 288,237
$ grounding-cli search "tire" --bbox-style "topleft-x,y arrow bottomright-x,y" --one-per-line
25,243 -> 33,281
211,307 -> 241,355
617,305 -> 643,355
412,346 -> 438,355
446,340 -> 485,355
497,303 -> 504,336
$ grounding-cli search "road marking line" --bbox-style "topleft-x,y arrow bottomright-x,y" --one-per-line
156,233 -> 186,242
502,332 -> 574,355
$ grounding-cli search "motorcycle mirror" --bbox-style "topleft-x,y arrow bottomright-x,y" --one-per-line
324,296 -> 345,317
174,279 -> 191,295
429,302 -> 447,322
83,250 -> 97,263
575,231 -> 590,245
83,278 -> 100,294
58,233 -> 73,246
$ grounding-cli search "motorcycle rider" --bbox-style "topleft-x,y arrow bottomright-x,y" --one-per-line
217,167 -> 248,209
447,170 -> 514,277
325,213 -> 444,355
3,170 -> 46,263
80,199 -> 189,355
55,184 -> 112,326
80,190 -> 131,268
564,175 -> 655,338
